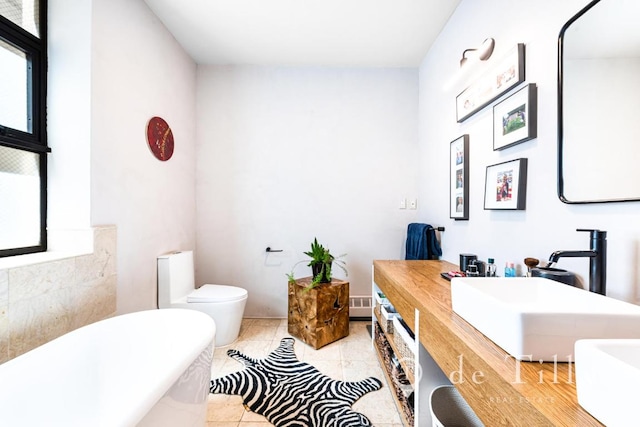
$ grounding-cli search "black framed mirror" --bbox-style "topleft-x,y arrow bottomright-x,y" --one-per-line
558,0 -> 640,203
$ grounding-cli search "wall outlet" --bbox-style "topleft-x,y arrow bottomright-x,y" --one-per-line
409,198 -> 417,209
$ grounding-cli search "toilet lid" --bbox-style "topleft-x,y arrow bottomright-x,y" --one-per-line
187,284 -> 247,303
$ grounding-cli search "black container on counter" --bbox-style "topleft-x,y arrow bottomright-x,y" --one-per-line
531,267 -> 577,287
459,253 -> 477,273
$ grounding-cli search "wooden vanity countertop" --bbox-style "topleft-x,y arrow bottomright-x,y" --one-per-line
373,259 -> 603,427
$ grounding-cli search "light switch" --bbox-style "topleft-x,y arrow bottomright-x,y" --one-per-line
399,198 -> 407,209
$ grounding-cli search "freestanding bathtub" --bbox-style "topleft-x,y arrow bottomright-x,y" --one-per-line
0,308 -> 215,426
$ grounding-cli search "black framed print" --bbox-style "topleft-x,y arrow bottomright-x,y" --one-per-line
450,135 -> 469,220
493,83 -> 537,150
484,158 -> 528,210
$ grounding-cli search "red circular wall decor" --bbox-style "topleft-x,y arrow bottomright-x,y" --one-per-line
146,116 -> 174,161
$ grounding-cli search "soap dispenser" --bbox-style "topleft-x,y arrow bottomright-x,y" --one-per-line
486,258 -> 497,277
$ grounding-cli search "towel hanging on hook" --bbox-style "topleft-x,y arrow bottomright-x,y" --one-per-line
405,223 -> 444,260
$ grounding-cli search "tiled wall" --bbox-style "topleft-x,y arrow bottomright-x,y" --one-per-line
0,225 -> 117,363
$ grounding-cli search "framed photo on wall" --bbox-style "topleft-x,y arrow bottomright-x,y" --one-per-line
456,43 -> 525,122
450,135 -> 469,220
493,83 -> 537,150
484,158 -> 528,210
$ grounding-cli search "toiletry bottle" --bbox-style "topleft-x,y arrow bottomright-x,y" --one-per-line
505,262 -> 516,277
486,258 -> 497,277
466,264 -> 479,277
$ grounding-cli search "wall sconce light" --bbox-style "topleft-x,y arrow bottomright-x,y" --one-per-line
460,38 -> 495,67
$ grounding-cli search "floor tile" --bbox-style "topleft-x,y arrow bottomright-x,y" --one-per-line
239,324 -> 278,341
207,394 -> 245,422
240,410 -> 269,423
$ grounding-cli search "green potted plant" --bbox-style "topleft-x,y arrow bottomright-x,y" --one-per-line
287,238 -> 347,290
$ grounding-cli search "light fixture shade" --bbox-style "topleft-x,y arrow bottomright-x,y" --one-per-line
460,38 -> 495,67
478,38 -> 495,60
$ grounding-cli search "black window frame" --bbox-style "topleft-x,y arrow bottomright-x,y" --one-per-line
0,1 -> 49,258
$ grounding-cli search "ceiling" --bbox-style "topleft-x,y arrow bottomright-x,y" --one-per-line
143,0 -> 461,67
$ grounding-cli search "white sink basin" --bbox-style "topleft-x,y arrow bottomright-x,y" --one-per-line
451,277 -> 640,361
575,339 -> 640,427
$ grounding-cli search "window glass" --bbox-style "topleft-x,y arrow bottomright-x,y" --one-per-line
0,0 -> 40,38
0,145 -> 41,250
0,38 -> 30,133
0,0 -> 47,257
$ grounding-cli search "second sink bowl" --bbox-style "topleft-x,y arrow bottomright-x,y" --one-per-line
451,277 -> 640,361
575,339 -> 640,427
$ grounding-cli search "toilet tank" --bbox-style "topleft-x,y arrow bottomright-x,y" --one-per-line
157,251 -> 196,307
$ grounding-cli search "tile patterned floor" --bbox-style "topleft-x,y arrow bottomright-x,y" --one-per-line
207,318 -> 403,427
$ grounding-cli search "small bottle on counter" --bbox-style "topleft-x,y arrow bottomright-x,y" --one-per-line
465,264 -> 479,277
486,258 -> 497,277
504,262 -> 516,277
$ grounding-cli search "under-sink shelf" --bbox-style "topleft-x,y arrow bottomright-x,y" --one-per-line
372,320 -> 415,427
374,311 -> 415,385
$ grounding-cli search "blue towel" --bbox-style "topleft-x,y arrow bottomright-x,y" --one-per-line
405,223 -> 442,260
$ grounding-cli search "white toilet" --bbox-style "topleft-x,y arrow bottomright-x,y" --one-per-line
157,251 -> 248,346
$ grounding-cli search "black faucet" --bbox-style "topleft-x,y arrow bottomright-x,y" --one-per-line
547,229 -> 607,295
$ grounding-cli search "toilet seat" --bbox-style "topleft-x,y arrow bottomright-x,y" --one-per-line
187,284 -> 248,303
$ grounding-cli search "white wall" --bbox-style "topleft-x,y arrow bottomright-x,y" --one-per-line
46,0 -> 640,317
48,0 -> 92,230
89,0 -> 198,313
195,66 -> 420,317
419,0 -> 640,303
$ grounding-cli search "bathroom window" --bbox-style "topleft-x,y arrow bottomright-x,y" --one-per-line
0,0 -> 48,257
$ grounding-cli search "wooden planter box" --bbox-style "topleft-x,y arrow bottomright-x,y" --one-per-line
287,277 -> 349,349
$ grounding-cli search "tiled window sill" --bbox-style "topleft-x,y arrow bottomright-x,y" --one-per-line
0,249 -> 92,270
0,227 -> 102,270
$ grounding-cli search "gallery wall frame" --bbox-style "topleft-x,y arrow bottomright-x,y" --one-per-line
450,135 -> 469,220
484,158 -> 528,210
456,43 -> 526,123
493,83 -> 537,150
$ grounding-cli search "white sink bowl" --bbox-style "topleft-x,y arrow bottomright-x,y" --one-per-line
451,277 -> 640,361
575,339 -> 640,427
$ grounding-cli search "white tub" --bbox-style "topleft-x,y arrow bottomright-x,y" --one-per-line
0,308 -> 215,427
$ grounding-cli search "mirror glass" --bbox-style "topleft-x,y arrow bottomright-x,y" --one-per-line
559,0 -> 640,203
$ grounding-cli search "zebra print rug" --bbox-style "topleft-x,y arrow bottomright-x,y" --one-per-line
210,337 -> 382,426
